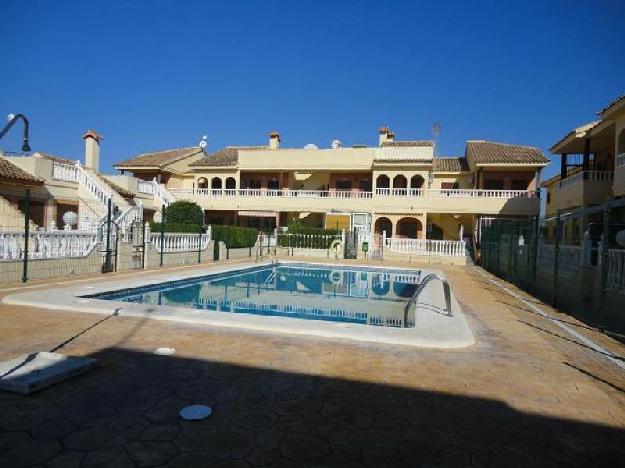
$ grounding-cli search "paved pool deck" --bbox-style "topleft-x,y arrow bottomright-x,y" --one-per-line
0,258 -> 624,467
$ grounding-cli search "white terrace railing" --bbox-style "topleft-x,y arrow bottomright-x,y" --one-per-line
385,238 -> 467,257
0,231 -> 99,261
616,153 -> 625,169
52,161 -> 80,182
537,244 -> 581,279
606,249 -> 625,293
137,179 -> 155,194
559,170 -> 614,188
375,188 -> 424,196
168,187 -> 537,200
150,232 -> 211,253
428,189 -> 537,198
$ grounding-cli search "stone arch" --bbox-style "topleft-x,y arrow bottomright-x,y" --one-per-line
225,177 -> 236,189
374,217 -> 393,237
376,174 -> 390,189
396,217 -> 422,239
410,174 -> 425,189
393,174 -> 408,188
197,177 -> 208,189
618,128 -> 625,155
211,177 -> 222,189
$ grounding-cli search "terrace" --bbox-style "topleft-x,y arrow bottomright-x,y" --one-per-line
168,187 -> 541,216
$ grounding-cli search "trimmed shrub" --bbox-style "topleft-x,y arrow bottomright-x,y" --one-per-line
149,222 -> 203,233
211,225 -> 258,249
163,200 -> 203,225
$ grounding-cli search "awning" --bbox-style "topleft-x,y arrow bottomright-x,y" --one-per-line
237,211 -> 277,217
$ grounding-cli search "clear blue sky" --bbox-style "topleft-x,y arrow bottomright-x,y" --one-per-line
1,0 -> 624,179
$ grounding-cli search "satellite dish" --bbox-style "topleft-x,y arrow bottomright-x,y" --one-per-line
199,135 -> 208,148
304,143 -> 318,150
331,139 -> 342,149
7,113 -> 15,122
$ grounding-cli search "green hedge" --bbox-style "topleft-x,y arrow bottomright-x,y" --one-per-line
163,200 -> 203,225
211,225 -> 258,249
149,222 -> 203,233
286,224 -> 341,236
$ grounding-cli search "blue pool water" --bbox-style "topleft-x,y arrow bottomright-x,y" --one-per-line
92,263 -> 422,328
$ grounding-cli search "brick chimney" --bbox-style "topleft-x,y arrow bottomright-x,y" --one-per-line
82,130 -> 103,172
269,131 -> 280,150
378,126 -> 392,146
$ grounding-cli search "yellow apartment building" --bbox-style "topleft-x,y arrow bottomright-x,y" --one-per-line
115,127 -> 547,244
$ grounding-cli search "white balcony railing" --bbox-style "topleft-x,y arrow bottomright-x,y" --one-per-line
428,189 -> 537,198
385,238 -> 467,257
376,188 -> 424,196
137,180 -> 155,194
168,187 -> 537,200
616,153 -> 625,169
559,170 -> 614,188
0,231 -> 99,261
52,161 -> 79,182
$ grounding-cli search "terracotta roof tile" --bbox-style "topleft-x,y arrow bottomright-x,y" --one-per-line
381,140 -> 433,147
0,157 -> 43,185
433,157 -> 469,172
115,147 -> 204,169
466,141 -> 548,165
35,152 -> 77,165
190,146 -> 268,167
598,94 -> 625,116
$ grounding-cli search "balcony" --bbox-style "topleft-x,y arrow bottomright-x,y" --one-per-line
551,170 -> 613,210
168,188 -> 540,216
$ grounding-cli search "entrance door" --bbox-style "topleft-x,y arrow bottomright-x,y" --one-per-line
344,229 -> 358,259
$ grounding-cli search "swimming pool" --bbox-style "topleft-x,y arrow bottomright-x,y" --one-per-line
93,263 -> 423,328
3,260 -> 474,348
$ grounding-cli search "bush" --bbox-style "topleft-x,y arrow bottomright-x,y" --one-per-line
211,225 -> 258,249
149,222 -> 202,233
163,200 -> 203,225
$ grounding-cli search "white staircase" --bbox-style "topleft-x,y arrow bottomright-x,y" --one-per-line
72,163 -> 142,233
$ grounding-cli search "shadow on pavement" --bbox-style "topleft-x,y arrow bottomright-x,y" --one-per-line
0,347 -> 624,467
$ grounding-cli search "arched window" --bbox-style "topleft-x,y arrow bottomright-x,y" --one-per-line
225,177 -> 236,189
197,177 -> 208,189
376,174 -> 390,189
393,175 -> 408,189
410,175 -> 425,189
396,217 -> 422,239
374,217 -> 393,237
211,177 -> 222,189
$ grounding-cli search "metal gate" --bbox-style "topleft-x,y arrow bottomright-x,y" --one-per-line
129,220 -> 144,269
344,229 -> 358,259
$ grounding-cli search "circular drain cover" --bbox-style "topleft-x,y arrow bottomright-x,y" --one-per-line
180,405 -> 212,420
154,347 -> 176,356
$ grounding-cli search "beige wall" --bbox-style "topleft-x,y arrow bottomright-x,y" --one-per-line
238,147 -> 375,171
176,192 -> 540,216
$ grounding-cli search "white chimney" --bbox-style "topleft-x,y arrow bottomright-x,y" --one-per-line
269,131 -> 280,150
82,130 -> 103,172
378,126 -> 392,146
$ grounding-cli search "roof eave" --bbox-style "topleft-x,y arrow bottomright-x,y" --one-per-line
475,162 -> 549,167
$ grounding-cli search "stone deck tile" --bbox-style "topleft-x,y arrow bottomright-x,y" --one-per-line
0,260 -> 625,466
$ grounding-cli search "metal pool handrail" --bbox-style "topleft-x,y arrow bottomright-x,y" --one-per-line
404,274 -> 453,327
